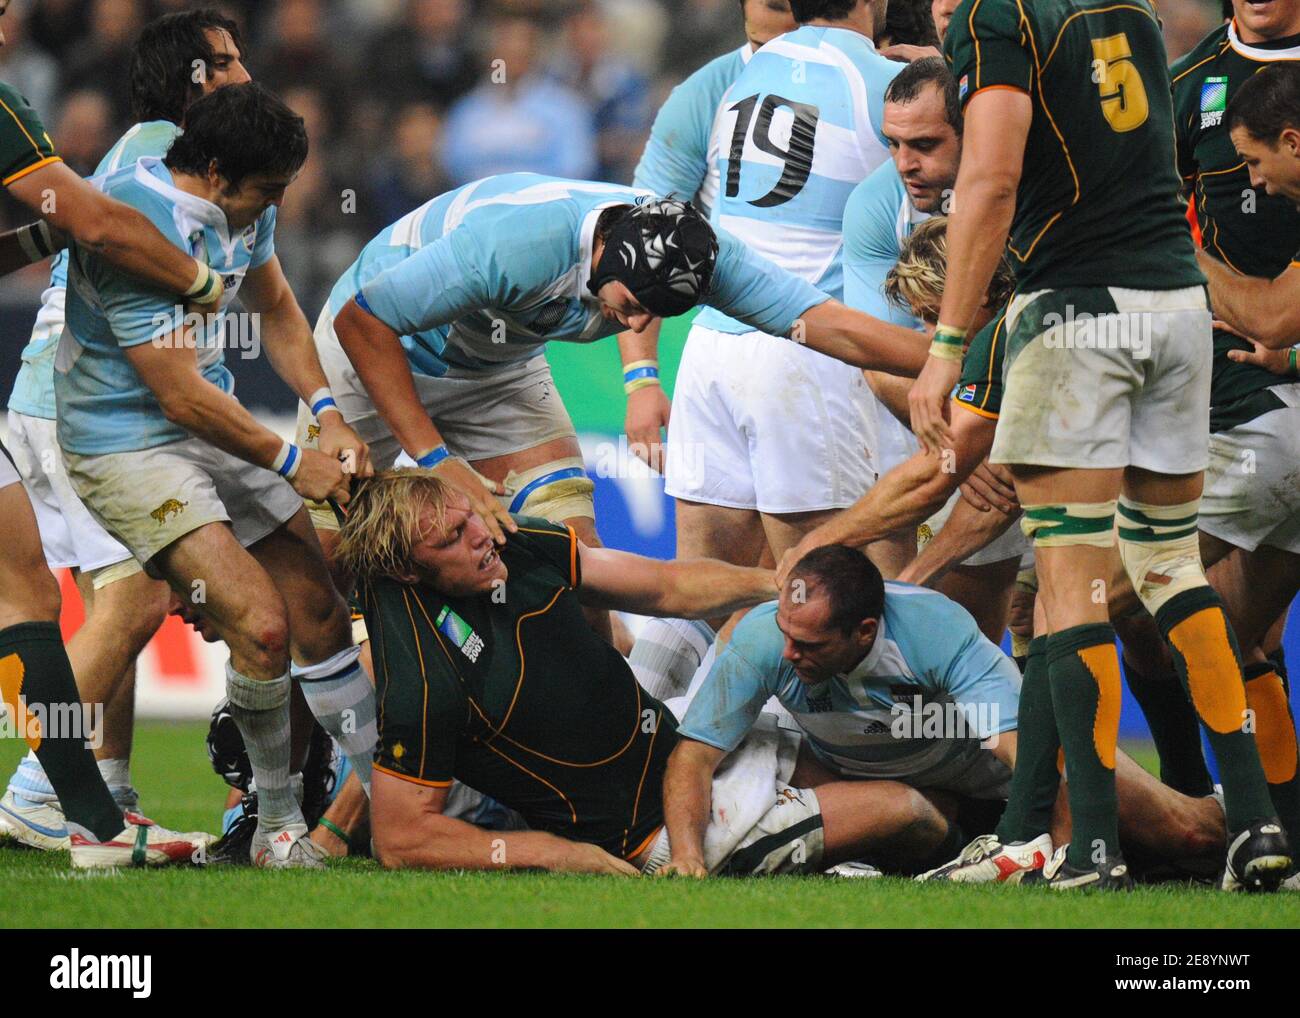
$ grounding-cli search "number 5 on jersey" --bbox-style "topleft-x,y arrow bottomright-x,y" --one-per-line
1091,33 -> 1149,133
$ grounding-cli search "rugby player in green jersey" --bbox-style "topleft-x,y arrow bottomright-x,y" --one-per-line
908,0 -> 1289,890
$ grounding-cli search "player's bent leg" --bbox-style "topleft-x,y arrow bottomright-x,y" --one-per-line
816,781 -> 953,874
248,508 -> 376,801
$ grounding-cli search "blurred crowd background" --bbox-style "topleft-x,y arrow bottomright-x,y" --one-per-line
0,0 -> 1229,331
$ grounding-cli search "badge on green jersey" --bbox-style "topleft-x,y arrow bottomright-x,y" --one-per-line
1201,77 -> 1228,129
436,606 -> 484,663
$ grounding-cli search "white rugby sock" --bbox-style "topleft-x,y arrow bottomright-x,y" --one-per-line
96,758 -> 135,810
628,618 -> 715,701
8,750 -> 57,805
292,645 -> 375,797
225,663 -> 301,831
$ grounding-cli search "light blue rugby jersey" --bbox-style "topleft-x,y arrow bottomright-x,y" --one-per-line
10,121 -> 184,419
632,44 -> 750,218
334,173 -> 827,379
694,25 -> 901,335
679,583 -> 1020,787
56,155 -> 277,455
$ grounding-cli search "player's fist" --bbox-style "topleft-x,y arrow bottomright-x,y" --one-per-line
625,384 -> 671,474
658,856 -> 708,878
290,448 -> 350,504
316,413 -> 373,478
908,355 -> 960,455
431,456 -> 516,545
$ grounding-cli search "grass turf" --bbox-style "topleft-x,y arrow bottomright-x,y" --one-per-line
1,723 -> 1296,929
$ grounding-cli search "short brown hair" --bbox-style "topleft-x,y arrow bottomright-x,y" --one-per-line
335,470 -> 454,582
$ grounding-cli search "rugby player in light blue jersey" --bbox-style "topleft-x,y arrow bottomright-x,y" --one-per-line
621,0 -> 796,480
663,545 -> 1018,876
2,8 -> 250,858
305,176 -> 928,568
662,546 -> 1233,879
53,84 -> 378,869
664,0 -> 906,630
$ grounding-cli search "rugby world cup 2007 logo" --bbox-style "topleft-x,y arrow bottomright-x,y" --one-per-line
1200,76 -> 1227,130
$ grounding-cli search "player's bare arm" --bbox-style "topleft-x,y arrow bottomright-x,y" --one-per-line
1197,250 -> 1300,349
897,491 -> 1019,588
239,255 -> 371,477
8,161 -> 223,306
576,541 -> 776,618
333,295 -> 514,541
910,90 -> 1030,452
371,769 -> 637,875
659,739 -> 727,877
122,327 -> 348,504
794,298 -> 931,374
777,404 -> 996,587
618,319 -> 671,472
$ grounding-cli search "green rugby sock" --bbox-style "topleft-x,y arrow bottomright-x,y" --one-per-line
1122,652 -> 1212,796
995,636 -> 1060,843
0,622 -> 123,841
1048,624 -> 1122,869
1156,587 -> 1274,832
1242,662 -> 1300,845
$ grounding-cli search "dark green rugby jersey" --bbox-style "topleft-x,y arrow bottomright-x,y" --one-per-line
1171,23 -> 1300,431
0,81 -> 58,187
360,515 -> 678,860
951,307 -> 1008,418
944,0 -> 1202,292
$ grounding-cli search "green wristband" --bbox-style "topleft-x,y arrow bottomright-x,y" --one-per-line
318,817 -> 352,851
1289,348 -> 1298,378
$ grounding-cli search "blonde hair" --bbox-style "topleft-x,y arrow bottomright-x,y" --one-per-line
335,469 -> 453,582
883,215 -> 1014,324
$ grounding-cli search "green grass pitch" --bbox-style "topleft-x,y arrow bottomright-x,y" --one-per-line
1,723 -> 1296,928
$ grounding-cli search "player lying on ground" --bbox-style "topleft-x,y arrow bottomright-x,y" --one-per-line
0,0 -> 236,868
665,546 -> 1226,878
54,83 -> 381,869
1,7 -> 260,857
337,471 -> 957,875
906,0 -> 1289,891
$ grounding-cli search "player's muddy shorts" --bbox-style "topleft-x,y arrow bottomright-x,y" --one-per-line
300,305 -> 578,530
992,286 -> 1211,472
1201,387 -> 1300,555
63,436 -> 302,570
6,410 -> 140,586
639,719 -> 825,875
665,324 -> 880,513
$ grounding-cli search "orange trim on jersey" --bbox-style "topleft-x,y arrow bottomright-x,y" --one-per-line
968,84 -> 1030,100
2,154 -> 60,186
568,524 -> 578,587
969,0 -> 986,90
0,96 -> 50,164
399,588 -> 432,779
1041,5 -> 1159,73
373,763 -> 452,788
1227,18 -> 1300,62
624,825 -> 664,863
952,398 -> 999,420
1170,38 -> 1231,85
496,586 -> 564,735
480,738 -> 578,823
623,708 -> 662,857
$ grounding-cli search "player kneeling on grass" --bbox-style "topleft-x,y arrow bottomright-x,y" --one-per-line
338,471 -> 939,875
54,83 -> 379,869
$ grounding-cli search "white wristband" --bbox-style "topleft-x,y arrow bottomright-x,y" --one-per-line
271,441 -> 301,479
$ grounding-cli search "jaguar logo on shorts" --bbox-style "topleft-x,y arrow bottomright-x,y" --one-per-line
307,424 -> 321,441
150,498 -> 189,524
917,522 -> 934,546
775,788 -> 806,807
